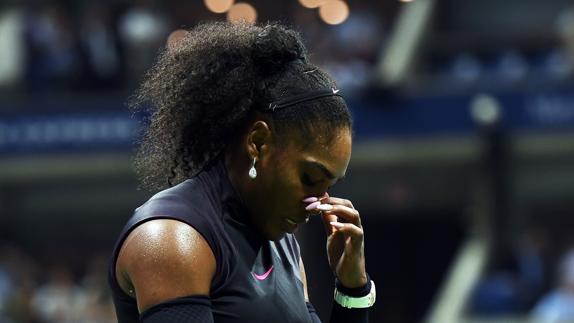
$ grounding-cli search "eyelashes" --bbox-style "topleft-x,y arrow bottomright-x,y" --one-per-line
301,173 -> 318,187
301,173 -> 334,191
301,169 -> 343,191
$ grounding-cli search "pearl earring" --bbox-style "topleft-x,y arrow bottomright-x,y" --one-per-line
248,158 -> 257,179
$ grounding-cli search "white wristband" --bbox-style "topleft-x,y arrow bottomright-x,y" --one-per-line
334,280 -> 376,309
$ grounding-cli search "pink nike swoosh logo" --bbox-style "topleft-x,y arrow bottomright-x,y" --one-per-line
252,266 -> 274,281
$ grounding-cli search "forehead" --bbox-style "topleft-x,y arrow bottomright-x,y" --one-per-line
286,127 -> 352,177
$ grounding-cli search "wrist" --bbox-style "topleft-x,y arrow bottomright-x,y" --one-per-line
336,273 -> 369,290
335,273 -> 371,297
334,274 -> 376,309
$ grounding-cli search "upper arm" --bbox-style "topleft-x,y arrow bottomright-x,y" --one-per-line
116,218 -> 217,312
299,256 -> 309,302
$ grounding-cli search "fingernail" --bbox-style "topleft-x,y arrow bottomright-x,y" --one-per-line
317,204 -> 333,211
305,201 -> 321,211
330,221 -> 344,228
303,197 -> 318,203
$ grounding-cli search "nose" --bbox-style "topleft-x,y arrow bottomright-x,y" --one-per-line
303,190 -> 329,204
318,191 -> 329,201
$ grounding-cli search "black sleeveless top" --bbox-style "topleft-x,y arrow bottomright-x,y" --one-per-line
108,157 -> 314,322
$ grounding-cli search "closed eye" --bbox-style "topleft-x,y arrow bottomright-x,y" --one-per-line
301,173 -> 318,187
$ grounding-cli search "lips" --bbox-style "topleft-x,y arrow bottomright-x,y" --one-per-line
281,196 -> 325,234
286,216 -> 309,226
283,217 -> 298,233
283,215 -> 309,233
286,218 -> 297,226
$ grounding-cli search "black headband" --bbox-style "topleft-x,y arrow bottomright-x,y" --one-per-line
261,88 -> 343,112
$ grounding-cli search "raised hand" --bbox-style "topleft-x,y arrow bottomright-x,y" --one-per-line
307,193 -> 368,288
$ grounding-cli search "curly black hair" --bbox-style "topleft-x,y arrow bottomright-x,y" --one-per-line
131,22 -> 352,191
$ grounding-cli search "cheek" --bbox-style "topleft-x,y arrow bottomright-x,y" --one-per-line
265,151 -> 296,189
270,167 -> 301,199
265,162 -> 304,212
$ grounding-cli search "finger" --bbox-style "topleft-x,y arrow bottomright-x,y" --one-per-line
305,201 -> 322,212
320,212 -> 338,235
322,196 -> 354,209
323,204 -> 361,227
329,222 -> 364,246
304,193 -> 328,215
318,192 -> 330,202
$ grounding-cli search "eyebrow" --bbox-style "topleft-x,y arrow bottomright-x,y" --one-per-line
307,161 -> 344,181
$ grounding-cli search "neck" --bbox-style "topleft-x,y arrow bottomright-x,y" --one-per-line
223,145 -> 270,240
224,147 -> 252,212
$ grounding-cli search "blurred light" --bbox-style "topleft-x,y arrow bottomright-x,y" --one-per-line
204,0 -> 235,13
319,0 -> 349,25
119,10 -> 167,45
470,94 -> 501,125
167,29 -> 188,50
299,0 -> 327,9
0,9 -> 24,87
227,2 -> 257,24
400,0 -> 415,2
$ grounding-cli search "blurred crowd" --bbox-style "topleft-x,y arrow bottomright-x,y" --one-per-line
418,3 -> 574,96
1,237 -> 574,323
0,1 -> 385,96
2,1 -> 574,95
0,1 -> 171,93
470,222 -> 574,322
0,245 -> 115,323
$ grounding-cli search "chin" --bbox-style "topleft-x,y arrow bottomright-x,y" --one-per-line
253,216 -> 288,241
262,227 -> 287,241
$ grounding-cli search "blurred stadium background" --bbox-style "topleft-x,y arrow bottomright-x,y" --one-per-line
1,0 -> 574,322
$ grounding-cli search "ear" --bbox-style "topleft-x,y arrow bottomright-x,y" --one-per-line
246,120 -> 272,161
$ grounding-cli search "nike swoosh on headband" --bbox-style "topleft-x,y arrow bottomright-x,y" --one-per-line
252,266 -> 274,281
264,88 -> 343,112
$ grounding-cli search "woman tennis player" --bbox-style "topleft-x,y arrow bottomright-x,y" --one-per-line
108,22 -> 375,323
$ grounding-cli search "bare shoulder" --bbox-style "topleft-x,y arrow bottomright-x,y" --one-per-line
116,218 -> 216,312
